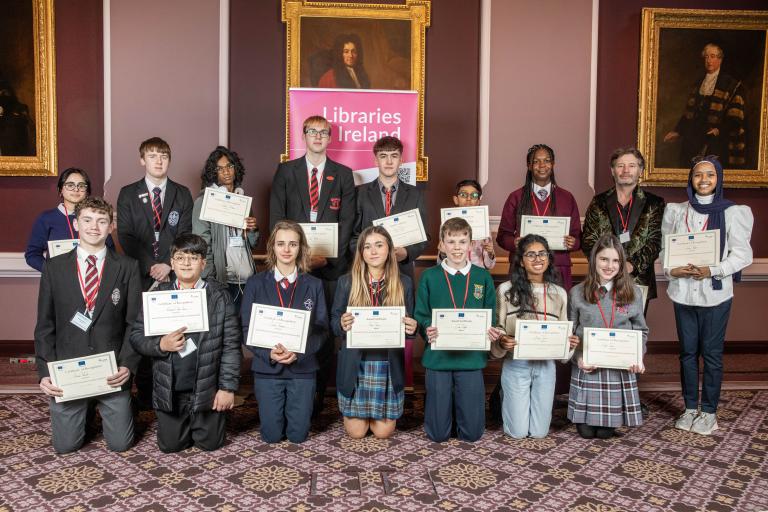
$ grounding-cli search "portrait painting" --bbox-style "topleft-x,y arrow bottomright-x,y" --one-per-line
637,8 -> 768,187
0,0 -> 57,176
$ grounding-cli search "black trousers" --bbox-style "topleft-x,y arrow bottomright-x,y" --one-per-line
155,392 -> 226,453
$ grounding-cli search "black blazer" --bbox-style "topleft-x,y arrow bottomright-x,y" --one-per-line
269,157 -> 356,281
351,179 -> 429,281
34,249 -> 143,384
117,178 -> 193,288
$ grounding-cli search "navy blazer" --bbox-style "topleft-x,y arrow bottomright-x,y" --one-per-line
331,273 -> 414,396
240,270 -> 328,376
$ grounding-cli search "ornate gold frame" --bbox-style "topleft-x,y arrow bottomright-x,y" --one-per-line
0,0 -> 57,177
637,8 -> 768,187
282,0 -> 431,181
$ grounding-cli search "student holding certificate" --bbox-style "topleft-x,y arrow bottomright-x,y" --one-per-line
241,221 -> 328,444
130,234 -> 242,453
414,218 -> 500,442
437,180 -> 496,270
491,235 -> 579,439
568,234 -> 648,439
192,146 -> 259,311
331,226 -> 418,439
661,156 -> 753,436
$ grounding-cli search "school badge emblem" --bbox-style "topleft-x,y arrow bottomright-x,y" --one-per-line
473,284 -> 484,300
168,211 -> 179,227
111,288 -> 120,305
304,298 -> 314,311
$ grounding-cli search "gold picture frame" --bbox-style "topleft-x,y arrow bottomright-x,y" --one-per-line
637,8 -> 768,187
282,0 -> 431,181
0,0 -> 57,176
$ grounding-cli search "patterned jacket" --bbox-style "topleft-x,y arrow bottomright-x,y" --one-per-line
581,187 -> 665,300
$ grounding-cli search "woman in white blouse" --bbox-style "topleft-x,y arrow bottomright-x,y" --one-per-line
661,155 -> 753,436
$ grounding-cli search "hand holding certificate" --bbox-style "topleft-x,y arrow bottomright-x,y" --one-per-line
663,231 -> 720,269
142,289 -> 209,336
372,208 -> 427,248
519,215 -> 571,250
199,187 -> 253,229
246,304 -> 311,354
347,307 -> 405,349
440,206 -> 490,240
300,223 -> 338,258
582,327 -> 643,370
430,309 -> 492,351
513,320 -> 573,360
47,351 -> 121,403
47,239 -> 79,258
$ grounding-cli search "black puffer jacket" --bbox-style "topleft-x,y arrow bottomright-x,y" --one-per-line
130,279 -> 242,412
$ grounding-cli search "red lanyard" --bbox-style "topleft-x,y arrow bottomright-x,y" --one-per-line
531,192 -> 551,217
369,274 -> 383,306
595,288 -> 616,328
62,204 -> 75,239
535,285 -> 547,321
275,277 -> 298,308
76,258 -> 103,311
443,268 -> 471,309
685,206 -> 709,232
616,196 -> 633,233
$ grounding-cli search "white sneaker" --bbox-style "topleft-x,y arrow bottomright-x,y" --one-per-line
690,411 -> 719,436
674,409 -> 698,431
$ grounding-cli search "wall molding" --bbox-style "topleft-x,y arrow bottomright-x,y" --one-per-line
0,253 -> 40,278
477,0 -> 491,188
219,0 -> 230,146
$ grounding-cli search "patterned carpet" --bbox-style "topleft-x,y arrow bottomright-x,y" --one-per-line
0,391 -> 767,512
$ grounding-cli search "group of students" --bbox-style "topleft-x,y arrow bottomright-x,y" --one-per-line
29,114 -> 753,455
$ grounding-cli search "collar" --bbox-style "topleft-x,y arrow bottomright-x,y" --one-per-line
175,278 -> 206,290
378,177 -> 399,193
214,184 -> 244,195
704,70 -> 719,81
694,193 -> 714,205
76,245 -> 107,263
441,259 -> 472,276
57,203 -> 75,216
145,177 -> 168,193
532,183 -> 552,196
305,156 -> 326,174
274,267 -> 298,284
599,280 -> 614,292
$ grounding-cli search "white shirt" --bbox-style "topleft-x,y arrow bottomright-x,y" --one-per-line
699,70 -> 719,96
274,267 -> 298,284
532,183 -> 552,200
346,67 -> 362,88
441,259 -> 472,276
661,199 -> 754,306
76,246 -> 107,308
305,156 -> 326,196
145,177 -> 168,205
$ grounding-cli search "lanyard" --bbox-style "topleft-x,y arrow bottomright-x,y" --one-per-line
535,285 -> 547,321
369,274 -> 383,306
616,196 -> 633,233
442,268 -> 471,309
531,192 -> 551,217
685,206 -> 709,232
275,278 -> 298,308
595,288 -> 616,328
76,258 -> 104,312
62,204 -> 76,239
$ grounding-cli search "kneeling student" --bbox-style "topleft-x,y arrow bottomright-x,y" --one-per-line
130,233 -> 241,453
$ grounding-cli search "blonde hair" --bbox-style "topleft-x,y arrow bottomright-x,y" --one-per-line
348,226 -> 405,307
265,220 -> 310,273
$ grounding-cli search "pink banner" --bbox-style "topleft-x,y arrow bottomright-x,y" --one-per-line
288,88 -> 418,185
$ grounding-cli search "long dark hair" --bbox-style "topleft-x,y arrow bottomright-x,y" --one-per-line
330,33 -> 371,89
517,144 -> 558,226
504,234 -> 561,314
583,233 -> 635,306
200,146 -> 246,191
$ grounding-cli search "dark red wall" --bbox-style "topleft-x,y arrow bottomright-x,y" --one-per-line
596,0 -> 768,256
0,0 -> 104,252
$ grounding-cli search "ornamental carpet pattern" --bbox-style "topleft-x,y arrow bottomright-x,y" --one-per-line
0,391 -> 767,512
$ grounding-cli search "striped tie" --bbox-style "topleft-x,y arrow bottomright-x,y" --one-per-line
385,188 -> 392,216
84,255 -> 99,314
280,278 -> 290,290
151,187 -> 162,258
309,168 -> 319,215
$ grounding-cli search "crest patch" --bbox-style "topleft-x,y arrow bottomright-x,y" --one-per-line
168,211 -> 179,227
304,298 -> 314,311
473,284 -> 484,300
111,288 -> 120,305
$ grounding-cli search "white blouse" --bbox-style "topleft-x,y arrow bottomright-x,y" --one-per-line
661,199 -> 753,306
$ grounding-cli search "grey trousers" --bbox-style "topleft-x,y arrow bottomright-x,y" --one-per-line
49,390 -> 134,453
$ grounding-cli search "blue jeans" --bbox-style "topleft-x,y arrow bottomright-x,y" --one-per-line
500,358 -> 555,438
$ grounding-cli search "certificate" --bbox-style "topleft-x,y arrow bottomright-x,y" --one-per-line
48,351 -> 120,403
582,327 -> 643,370
346,307 -> 405,349
431,309 -> 492,351
513,320 -> 573,360
519,215 -> 571,250
440,205 -> 490,240
663,231 -> 720,269
300,223 -> 338,258
372,208 -> 427,248
198,187 -> 252,229
246,304 -> 311,354
142,289 -> 209,336
47,239 -> 79,258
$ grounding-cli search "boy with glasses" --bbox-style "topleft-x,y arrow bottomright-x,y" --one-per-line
438,179 -> 495,270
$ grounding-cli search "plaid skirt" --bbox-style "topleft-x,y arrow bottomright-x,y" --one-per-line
567,364 -> 643,427
337,360 -> 404,420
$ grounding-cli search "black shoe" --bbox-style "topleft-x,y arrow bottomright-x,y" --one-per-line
595,427 -> 615,439
640,402 -> 650,418
576,423 -> 596,439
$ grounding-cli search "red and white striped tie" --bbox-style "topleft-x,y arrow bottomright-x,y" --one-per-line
309,168 -> 319,216
83,255 -> 99,314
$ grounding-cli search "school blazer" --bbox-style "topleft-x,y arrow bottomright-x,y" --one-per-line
34,249 -> 143,384
269,157 -> 356,281
351,179 -> 429,281
116,178 -> 193,287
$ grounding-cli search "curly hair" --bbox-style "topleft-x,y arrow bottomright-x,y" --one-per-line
504,234 -> 561,312
200,146 -> 246,190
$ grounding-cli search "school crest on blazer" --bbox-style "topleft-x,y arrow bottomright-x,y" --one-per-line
473,284 -> 484,300
111,288 -> 120,305
304,298 -> 314,310
168,211 -> 179,227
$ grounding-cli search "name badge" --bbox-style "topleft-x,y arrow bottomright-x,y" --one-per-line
229,236 -> 244,248
154,231 -> 160,242
619,231 -> 631,244
178,338 -> 197,358
309,211 -> 318,223
70,311 -> 92,332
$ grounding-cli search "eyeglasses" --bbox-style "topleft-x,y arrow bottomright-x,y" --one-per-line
305,128 -> 330,139
457,191 -> 480,200
216,163 -> 234,172
62,182 -> 88,191
523,251 -> 549,261
172,254 -> 202,263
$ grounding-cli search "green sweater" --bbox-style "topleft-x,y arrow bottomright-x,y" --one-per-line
415,264 -> 497,370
